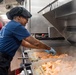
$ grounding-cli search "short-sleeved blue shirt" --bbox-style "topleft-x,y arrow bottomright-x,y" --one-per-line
0,20 -> 30,57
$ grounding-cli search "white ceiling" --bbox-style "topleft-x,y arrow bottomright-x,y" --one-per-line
0,0 -> 52,15
0,0 -> 21,15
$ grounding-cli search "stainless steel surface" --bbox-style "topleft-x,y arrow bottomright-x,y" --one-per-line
26,0 -> 75,46
39,0 -> 76,45
54,46 -> 76,56
31,14 -> 52,33
27,0 -> 53,33
41,40 -> 71,47
48,27 -> 64,38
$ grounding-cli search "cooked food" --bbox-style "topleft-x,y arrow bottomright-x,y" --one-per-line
28,51 -> 68,61
30,51 -> 76,75
34,58 -> 76,75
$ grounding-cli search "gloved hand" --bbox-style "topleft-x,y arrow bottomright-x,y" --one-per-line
45,48 -> 56,55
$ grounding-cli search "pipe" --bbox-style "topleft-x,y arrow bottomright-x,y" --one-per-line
28,0 -> 31,33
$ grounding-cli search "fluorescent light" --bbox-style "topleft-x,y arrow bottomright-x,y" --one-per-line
0,14 -> 8,19
58,0 -> 64,2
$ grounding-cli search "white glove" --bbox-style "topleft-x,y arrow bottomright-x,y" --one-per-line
45,48 -> 56,55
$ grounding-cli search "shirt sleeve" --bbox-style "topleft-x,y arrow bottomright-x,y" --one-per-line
12,25 -> 31,41
0,22 -> 3,30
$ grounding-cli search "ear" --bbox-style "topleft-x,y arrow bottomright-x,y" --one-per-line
17,16 -> 21,20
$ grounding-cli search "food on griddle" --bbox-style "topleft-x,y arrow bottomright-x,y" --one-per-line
34,58 -> 76,75
30,51 -> 68,60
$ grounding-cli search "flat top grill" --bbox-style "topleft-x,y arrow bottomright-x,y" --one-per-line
19,48 -> 76,75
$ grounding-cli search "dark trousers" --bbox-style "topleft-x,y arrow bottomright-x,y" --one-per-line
0,52 -> 12,75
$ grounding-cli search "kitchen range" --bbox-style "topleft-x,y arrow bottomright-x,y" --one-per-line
19,0 -> 76,75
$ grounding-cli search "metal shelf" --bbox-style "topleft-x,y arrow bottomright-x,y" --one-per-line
54,1 -> 74,19
55,12 -> 76,19
66,26 -> 76,32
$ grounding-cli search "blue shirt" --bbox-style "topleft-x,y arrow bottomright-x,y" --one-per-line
0,20 -> 30,57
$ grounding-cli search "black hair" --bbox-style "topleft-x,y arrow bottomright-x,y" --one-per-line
6,7 -> 32,20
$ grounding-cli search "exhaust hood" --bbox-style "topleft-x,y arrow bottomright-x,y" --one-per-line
37,0 -> 76,46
